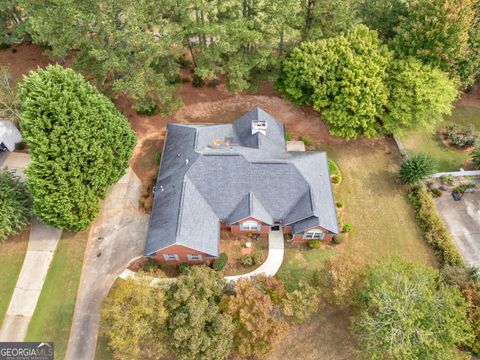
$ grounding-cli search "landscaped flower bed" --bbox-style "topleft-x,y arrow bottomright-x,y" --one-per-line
219,230 -> 268,276
440,124 -> 478,151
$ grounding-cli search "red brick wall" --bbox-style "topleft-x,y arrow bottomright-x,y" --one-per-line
153,244 -> 214,264
292,226 -> 334,244
229,217 -> 271,234
283,226 -> 292,234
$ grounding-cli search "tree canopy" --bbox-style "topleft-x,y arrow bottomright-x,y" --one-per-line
352,258 -> 474,360
279,25 -> 391,139
20,65 -> 136,231
165,266 -> 234,360
382,57 -> 458,136
221,279 -> 287,357
101,279 -> 167,360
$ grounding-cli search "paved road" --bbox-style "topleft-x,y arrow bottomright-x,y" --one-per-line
436,183 -> 480,266
65,168 -> 149,360
0,218 -> 62,341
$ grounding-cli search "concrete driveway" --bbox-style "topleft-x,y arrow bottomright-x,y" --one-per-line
0,152 -> 30,180
436,182 -> 480,266
65,168 -> 149,360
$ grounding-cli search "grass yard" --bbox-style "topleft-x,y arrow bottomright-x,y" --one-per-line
402,105 -> 480,172
25,230 -> 88,360
0,224 -> 30,326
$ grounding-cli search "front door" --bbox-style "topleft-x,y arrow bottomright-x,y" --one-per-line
271,225 -> 280,231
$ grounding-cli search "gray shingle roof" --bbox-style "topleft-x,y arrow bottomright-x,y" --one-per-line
145,107 -> 338,256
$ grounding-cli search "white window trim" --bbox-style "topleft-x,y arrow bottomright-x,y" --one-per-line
240,220 -> 261,231
303,229 -> 325,240
163,253 -> 179,261
187,254 -> 203,261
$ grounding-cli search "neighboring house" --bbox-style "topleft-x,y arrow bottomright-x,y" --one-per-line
145,107 -> 339,263
0,120 -> 22,152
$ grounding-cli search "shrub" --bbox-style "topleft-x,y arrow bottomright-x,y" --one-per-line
134,98 -> 157,116
452,183 -> 476,194
430,188 -> 442,198
399,153 -> 436,184
192,75 -> 204,88
178,263 -> 189,273
332,234 -> 345,245
0,170 -> 31,241
20,65 -> 136,231
408,185 -> 463,266
328,159 -> 339,175
252,252 -> 266,265
213,252 -> 228,271
14,142 -> 25,151
285,131 -> 293,141
473,142 -> 480,168
308,240 -> 321,249
299,135 -> 314,146
331,175 -> 340,184
440,175 -> 454,186
143,258 -> 159,273
336,200 -> 344,208
444,125 -> 477,148
240,255 -> 254,267
207,79 -> 219,88
342,223 -> 352,233
154,152 -> 162,165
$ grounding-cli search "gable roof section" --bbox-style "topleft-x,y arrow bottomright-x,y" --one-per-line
227,192 -> 274,225
233,107 -> 286,151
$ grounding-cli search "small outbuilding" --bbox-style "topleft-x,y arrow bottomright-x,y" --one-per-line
0,120 -> 22,152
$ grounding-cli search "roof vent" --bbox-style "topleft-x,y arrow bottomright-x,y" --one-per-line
252,119 -> 267,135
185,158 -> 189,166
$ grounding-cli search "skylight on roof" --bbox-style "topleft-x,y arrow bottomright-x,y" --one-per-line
252,119 -> 267,135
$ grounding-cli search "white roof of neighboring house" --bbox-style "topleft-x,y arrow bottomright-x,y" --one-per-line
0,120 -> 22,151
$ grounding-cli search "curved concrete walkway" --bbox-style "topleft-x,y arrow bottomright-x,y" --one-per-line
119,229 -> 285,284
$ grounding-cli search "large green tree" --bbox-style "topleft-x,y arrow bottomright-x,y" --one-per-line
23,0 -> 180,111
20,65 -> 136,231
382,57 -> 458,135
352,258 -> 473,360
391,0 -> 475,84
165,266 -> 234,360
280,25 -> 391,139
356,0 -> 408,40
101,279 -> 167,360
302,0 -> 356,40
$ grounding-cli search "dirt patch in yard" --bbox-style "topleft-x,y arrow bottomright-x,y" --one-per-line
456,85 -> 480,108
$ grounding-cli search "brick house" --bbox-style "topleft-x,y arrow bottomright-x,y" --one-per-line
145,107 -> 339,263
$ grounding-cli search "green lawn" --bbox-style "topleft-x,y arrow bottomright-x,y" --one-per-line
278,137 -> 436,290
402,105 -> 480,172
0,225 -> 29,326
25,230 -> 88,360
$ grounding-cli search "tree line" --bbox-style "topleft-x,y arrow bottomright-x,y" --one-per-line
2,0 -> 478,129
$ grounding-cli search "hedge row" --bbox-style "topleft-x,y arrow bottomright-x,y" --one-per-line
408,186 -> 463,266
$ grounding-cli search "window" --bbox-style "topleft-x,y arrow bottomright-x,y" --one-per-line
163,254 -> 179,261
187,254 -> 202,261
303,229 -> 325,240
240,220 -> 261,231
